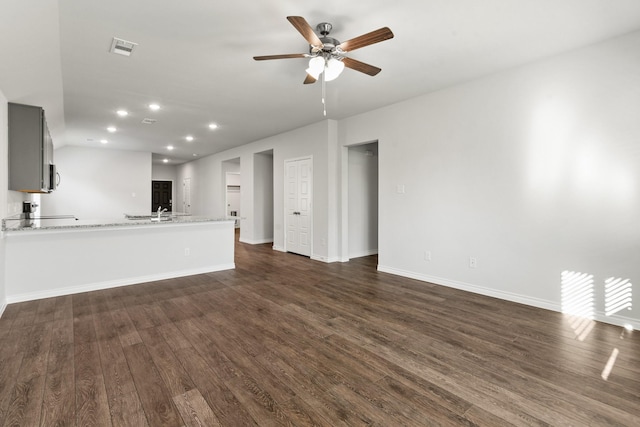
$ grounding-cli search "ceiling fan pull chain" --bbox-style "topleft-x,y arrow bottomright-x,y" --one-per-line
322,71 -> 327,116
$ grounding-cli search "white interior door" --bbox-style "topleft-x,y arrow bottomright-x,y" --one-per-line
285,158 -> 312,256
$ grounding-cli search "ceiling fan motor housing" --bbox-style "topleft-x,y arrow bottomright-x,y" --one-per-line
316,22 -> 332,36
313,22 -> 341,54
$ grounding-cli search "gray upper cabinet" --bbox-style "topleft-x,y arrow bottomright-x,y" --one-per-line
8,102 -> 55,193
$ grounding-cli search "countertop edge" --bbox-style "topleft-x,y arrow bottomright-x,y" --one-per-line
2,217 -> 235,233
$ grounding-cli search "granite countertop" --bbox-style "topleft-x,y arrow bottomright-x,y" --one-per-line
2,213 -> 232,232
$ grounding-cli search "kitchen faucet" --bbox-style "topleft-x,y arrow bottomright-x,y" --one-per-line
157,206 -> 168,219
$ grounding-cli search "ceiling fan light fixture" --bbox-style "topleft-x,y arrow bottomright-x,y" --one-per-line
306,56 -> 325,79
324,58 -> 345,81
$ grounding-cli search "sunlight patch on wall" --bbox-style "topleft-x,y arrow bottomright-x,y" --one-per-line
526,98 -> 636,204
605,277 -> 632,316
561,270 -> 595,341
526,99 -> 573,196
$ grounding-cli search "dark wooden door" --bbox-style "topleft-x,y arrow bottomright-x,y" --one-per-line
151,181 -> 172,212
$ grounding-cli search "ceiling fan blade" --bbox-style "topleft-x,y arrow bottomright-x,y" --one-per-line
303,74 -> 317,84
337,27 -> 394,52
253,53 -> 307,61
287,16 -> 324,48
342,57 -> 382,76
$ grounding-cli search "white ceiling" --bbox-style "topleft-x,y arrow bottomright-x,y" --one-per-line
2,1 -> 640,164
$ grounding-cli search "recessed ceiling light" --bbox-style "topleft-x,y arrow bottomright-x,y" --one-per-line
107,126 -> 116,133
149,103 -> 160,111
116,110 -> 128,117
167,145 -> 174,150
100,139 -> 108,144
185,135 -> 194,142
163,159 -> 169,163
208,123 -> 218,130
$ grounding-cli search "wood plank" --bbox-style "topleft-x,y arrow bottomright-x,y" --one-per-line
172,388 -> 222,427
52,295 -> 74,321
40,318 -> 75,426
74,314 -> 112,426
0,323 -> 35,424
173,319 -> 239,382
33,298 -> 56,324
155,322 -> 192,350
224,374 -> 291,427
174,347 -> 258,426
137,327 -> 195,397
100,338 -> 149,426
110,308 -> 142,347
2,322 -> 53,427
122,343 -> 184,426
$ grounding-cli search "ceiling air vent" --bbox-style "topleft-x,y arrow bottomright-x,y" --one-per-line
109,37 -> 138,56
141,118 -> 157,124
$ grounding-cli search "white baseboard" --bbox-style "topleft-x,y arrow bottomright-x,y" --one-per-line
6,263 -> 235,304
0,300 -> 6,319
349,249 -> 378,259
239,237 -> 274,245
311,255 -> 343,263
272,245 -> 286,252
377,265 -> 640,331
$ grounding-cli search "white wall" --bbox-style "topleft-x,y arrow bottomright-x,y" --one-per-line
41,146 -> 152,219
339,31 -> 640,329
348,143 -> 378,258
152,163 -> 177,182
1,92 -> 29,316
253,151 -> 274,244
0,93 -> 8,315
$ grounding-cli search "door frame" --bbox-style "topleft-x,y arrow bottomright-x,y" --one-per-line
151,179 -> 173,212
183,177 -> 191,214
284,155 -> 313,256
341,140 -> 379,262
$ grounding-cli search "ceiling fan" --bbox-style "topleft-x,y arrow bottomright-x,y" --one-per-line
253,16 -> 394,84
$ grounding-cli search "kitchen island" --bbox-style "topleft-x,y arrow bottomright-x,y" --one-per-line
2,215 -> 236,303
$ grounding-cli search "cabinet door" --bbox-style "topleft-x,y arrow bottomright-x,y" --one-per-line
43,119 -> 53,191
8,103 -> 45,192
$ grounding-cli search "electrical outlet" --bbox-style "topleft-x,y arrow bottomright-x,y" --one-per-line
469,257 -> 477,268
424,251 -> 431,261
184,248 -> 190,256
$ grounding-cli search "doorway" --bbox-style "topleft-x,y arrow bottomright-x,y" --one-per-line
222,157 -> 241,228
151,180 -> 172,212
285,157 -> 312,257
226,172 -> 241,228
347,142 -> 379,259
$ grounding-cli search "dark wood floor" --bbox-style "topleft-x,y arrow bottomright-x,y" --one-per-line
0,236 -> 638,426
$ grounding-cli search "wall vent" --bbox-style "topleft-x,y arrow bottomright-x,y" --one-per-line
109,37 -> 138,56
141,118 -> 157,124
